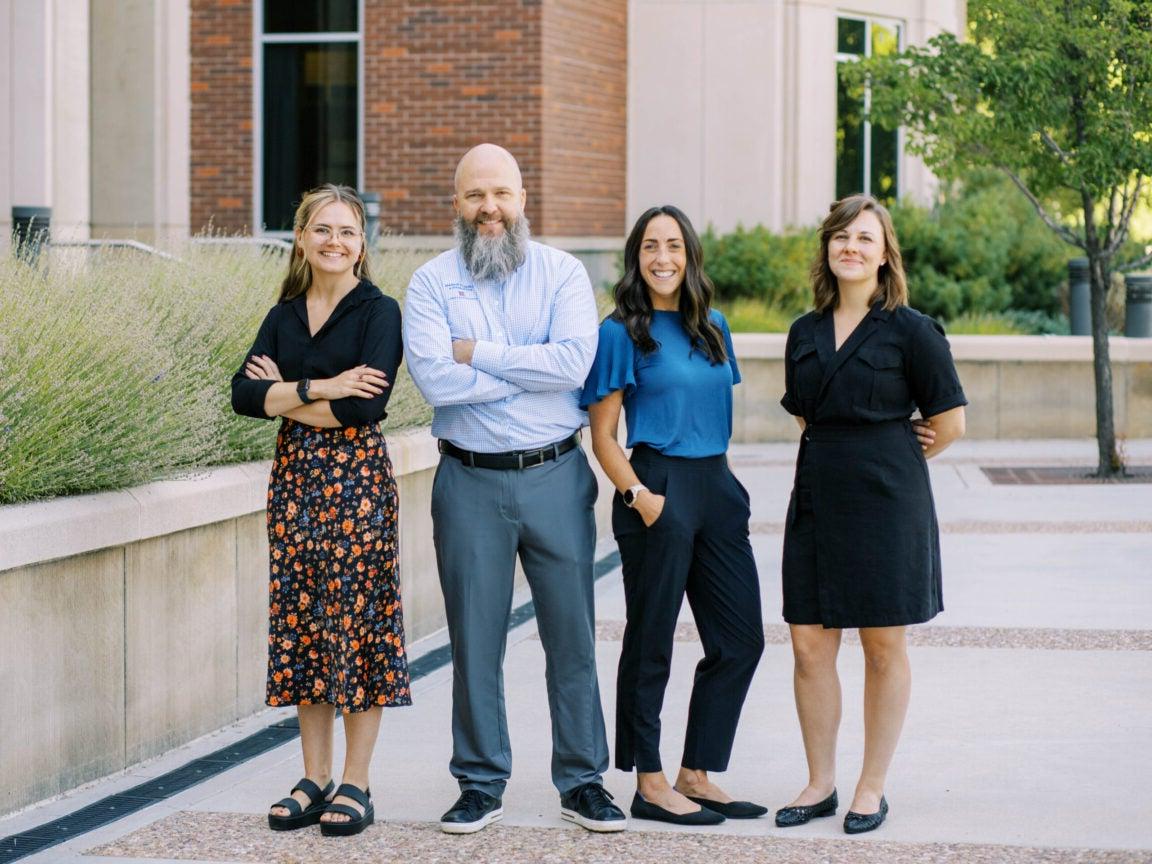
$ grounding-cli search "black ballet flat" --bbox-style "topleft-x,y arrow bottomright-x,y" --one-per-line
685,795 -> 768,819
630,792 -> 725,826
843,795 -> 887,834
774,788 -> 838,827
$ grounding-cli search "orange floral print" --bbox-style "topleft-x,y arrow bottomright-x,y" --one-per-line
264,421 -> 411,713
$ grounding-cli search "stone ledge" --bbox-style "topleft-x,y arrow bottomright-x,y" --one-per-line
731,333 -> 1152,362
0,427 -> 441,573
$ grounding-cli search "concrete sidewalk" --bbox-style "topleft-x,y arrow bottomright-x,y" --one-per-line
3,439 -> 1150,863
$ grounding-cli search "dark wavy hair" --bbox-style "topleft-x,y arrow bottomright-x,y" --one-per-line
612,205 -> 727,364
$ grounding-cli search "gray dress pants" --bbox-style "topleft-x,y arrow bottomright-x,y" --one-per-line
431,444 -> 609,797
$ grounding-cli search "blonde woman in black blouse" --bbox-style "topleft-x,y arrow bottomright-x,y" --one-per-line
232,184 -> 409,837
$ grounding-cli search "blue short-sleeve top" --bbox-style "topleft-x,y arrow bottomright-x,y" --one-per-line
580,309 -> 740,457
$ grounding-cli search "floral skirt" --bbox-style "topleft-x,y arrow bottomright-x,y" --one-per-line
265,420 -> 411,712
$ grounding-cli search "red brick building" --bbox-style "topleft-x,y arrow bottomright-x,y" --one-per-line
190,0 -> 627,240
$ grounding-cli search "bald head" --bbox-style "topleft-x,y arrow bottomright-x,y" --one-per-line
454,143 -> 523,193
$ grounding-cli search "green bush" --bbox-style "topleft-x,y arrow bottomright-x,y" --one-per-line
943,309 -> 1068,335
893,172 -> 1070,319
0,244 -> 432,506
701,225 -> 813,313
699,172 -> 1077,324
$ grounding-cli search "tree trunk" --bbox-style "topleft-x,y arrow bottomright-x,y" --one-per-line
1087,251 -> 1120,477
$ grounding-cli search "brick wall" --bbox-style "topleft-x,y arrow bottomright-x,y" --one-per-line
190,0 -> 253,233
189,0 -> 625,237
541,0 -> 627,237
363,0 -> 545,237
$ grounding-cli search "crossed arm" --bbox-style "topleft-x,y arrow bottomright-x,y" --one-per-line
403,261 -> 598,404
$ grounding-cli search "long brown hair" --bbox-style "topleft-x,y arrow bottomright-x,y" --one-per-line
278,184 -> 372,302
811,194 -> 907,313
612,205 -> 727,363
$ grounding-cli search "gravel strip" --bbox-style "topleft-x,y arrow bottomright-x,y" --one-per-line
86,812 -> 1152,864
586,622 -> 1152,651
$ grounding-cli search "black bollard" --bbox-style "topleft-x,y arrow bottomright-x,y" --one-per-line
1124,273 -> 1152,338
12,206 -> 51,263
1068,258 -> 1090,336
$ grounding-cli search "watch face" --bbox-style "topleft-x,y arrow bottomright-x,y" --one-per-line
623,489 -> 636,506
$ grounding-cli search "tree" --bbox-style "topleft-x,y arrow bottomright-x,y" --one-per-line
848,0 -> 1152,477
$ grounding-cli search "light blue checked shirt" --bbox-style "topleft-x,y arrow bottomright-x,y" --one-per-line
403,240 -> 599,452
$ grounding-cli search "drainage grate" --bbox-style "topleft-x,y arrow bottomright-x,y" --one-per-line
17,796 -> 156,841
0,837 -> 56,864
0,548 -> 625,862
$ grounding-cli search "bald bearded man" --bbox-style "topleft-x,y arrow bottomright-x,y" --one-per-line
403,144 -> 625,834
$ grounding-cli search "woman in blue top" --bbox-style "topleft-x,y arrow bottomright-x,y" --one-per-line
582,205 -> 766,826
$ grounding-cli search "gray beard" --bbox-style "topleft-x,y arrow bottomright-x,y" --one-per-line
454,213 -> 530,282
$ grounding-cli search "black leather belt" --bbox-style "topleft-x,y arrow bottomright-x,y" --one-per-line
438,431 -> 581,470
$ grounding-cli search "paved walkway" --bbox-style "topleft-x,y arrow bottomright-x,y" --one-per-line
3,439 -> 1151,863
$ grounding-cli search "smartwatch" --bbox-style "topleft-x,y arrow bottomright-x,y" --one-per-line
296,378 -> 315,404
623,484 -> 647,508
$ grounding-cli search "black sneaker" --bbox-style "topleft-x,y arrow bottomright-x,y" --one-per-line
440,789 -> 504,834
560,783 -> 627,832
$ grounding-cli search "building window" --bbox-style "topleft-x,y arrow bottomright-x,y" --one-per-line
258,0 -> 361,232
835,15 -> 901,204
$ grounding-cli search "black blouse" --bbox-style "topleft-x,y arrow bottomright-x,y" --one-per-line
231,279 -> 403,427
781,303 -> 966,425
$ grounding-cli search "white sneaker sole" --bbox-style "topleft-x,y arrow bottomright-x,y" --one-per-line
440,807 -> 504,834
560,808 -> 627,832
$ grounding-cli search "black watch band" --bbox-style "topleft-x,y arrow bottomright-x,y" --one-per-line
296,378 -> 315,404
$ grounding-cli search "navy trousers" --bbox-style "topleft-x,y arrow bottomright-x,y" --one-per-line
613,446 -> 765,773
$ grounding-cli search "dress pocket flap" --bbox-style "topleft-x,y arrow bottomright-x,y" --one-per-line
857,345 -> 903,370
791,340 -> 818,362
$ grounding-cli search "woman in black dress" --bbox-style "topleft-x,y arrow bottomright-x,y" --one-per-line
774,195 -> 965,834
231,184 -> 410,837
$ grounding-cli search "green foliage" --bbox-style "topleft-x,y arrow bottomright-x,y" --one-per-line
700,225 -> 813,313
701,172 -> 1073,324
944,309 -> 1068,336
851,1 -> 1152,209
716,298 -> 799,333
893,173 -> 1070,319
0,245 -> 432,506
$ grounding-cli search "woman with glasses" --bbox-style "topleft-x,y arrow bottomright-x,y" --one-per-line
231,184 -> 409,837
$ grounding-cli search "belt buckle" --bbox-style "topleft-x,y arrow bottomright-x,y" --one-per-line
523,448 -> 547,469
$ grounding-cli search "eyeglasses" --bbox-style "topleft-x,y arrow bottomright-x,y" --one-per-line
308,225 -> 361,241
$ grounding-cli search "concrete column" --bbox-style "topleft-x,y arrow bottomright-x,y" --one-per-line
91,0 -> 189,244
52,0 -> 91,241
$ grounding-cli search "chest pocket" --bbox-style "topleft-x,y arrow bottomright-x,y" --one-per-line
856,344 -> 910,410
791,340 -> 821,400
445,288 -> 485,339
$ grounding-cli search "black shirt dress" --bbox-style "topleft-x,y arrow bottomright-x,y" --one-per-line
780,303 -> 967,628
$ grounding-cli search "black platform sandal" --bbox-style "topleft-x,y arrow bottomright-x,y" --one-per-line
268,777 -> 335,831
320,782 -> 374,837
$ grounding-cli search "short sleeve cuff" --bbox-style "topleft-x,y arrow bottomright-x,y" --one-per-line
917,392 -> 968,418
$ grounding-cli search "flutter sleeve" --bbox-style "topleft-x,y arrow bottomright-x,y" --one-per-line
908,315 -> 968,417
579,317 -> 637,408
714,310 -> 741,384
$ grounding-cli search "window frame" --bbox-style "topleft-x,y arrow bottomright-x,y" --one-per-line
835,13 -> 904,201
253,0 -> 365,237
